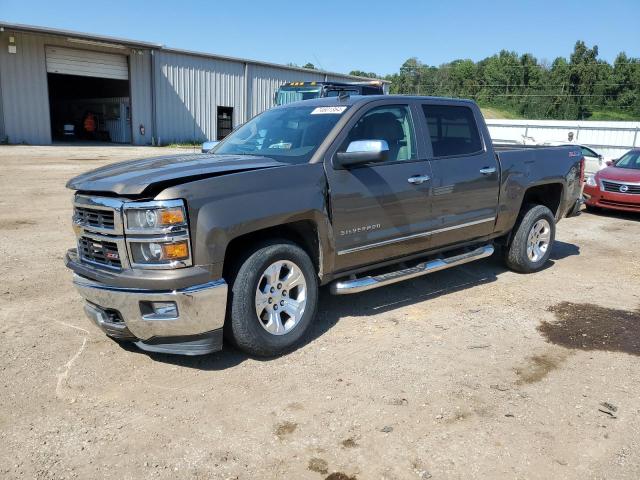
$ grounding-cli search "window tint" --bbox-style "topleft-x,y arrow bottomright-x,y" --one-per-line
341,105 -> 417,162
422,105 -> 483,157
581,147 -> 597,158
325,89 -> 359,97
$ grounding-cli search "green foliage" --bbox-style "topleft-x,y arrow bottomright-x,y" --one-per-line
349,70 -> 380,79
303,63 -> 316,70
382,41 -> 639,120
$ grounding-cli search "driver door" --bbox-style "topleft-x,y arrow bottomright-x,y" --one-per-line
324,102 -> 435,271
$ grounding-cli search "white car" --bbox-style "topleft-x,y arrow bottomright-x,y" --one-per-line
539,142 -> 606,174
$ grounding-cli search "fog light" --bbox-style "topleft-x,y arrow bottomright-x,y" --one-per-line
141,301 -> 179,320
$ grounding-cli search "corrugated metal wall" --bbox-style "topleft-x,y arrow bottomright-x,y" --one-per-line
153,58 -> 368,143
153,51 -> 245,144
0,31 -> 51,144
128,51 -> 153,145
0,28 -> 381,145
0,62 -> 5,141
0,30 -> 153,145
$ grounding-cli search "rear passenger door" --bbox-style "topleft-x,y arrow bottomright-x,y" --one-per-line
421,103 -> 499,249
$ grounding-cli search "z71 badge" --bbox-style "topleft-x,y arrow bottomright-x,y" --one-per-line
340,224 -> 381,236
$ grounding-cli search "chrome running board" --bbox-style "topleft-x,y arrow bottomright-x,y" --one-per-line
330,245 -> 494,295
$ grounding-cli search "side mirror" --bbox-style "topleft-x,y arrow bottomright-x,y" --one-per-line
334,140 -> 389,169
201,140 -> 220,153
606,160 -> 615,167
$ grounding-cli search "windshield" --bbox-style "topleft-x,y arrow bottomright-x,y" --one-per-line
213,105 -> 349,164
275,86 -> 322,105
615,151 -> 640,169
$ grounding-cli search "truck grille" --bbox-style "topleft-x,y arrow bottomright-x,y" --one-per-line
74,206 -> 116,230
78,236 -> 122,270
602,180 -> 640,195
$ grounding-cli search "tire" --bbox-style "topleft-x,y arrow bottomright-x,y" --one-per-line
226,241 -> 318,357
504,204 -> 556,273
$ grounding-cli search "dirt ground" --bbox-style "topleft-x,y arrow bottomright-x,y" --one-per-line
1,145 -> 639,480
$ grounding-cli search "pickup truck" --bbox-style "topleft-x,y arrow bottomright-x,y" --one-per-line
65,95 -> 584,357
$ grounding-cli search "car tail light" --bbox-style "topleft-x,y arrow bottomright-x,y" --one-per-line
579,156 -> 585,183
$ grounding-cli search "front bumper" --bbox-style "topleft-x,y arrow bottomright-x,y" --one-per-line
72,273 -> 228,355
584,185 -> 640,213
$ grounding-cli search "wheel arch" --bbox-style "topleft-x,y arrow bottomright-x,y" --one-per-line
520,182 -> 565,218
222,220 -> 323,281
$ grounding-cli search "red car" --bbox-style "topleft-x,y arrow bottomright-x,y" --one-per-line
584,149 -> 640,213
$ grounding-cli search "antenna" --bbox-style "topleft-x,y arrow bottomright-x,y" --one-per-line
312,53 -> 324,71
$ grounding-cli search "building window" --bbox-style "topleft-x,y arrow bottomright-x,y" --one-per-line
217,107 -> 233,140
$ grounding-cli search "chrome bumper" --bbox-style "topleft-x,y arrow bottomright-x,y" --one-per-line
73,274 -> 228,355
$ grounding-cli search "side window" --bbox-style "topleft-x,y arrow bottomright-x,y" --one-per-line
341,105 -> 417,162
581,147 -> 597,158
422,105 -> 483,157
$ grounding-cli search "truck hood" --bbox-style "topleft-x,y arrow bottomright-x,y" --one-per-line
66,153 -> 287,196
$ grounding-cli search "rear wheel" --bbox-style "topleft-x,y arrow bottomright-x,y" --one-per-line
227,241 -> 318,356
504,204 -> 556,273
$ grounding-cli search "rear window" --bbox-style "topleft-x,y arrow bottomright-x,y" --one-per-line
422,105 -> 483,157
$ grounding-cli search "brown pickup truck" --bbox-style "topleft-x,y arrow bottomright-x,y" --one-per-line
65,95 -> 584,357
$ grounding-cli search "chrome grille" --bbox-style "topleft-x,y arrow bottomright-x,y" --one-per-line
602,180 -> 640,194
74,206 -> 115,230
78,236 -> 122,270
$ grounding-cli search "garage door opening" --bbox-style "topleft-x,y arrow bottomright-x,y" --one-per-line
46,46 -> 132,144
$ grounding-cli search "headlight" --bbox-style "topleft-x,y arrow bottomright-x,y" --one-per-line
125,200 -> 187,232
129,239 -> 190,265
586,175 -> 598,187
123,199 -> 192,269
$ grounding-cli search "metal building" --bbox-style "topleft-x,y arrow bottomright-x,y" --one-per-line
0,22 -> 382,145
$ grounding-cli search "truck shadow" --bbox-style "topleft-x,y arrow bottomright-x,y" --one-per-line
584,208 -> 640,222
126,241 -> 579,370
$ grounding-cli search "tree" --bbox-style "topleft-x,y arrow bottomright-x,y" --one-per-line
349,70 -> 380,79
382,41 -> 639,120
303,63 -> 315,70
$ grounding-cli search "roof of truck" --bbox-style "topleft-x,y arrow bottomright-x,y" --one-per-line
278,95 -> 477,108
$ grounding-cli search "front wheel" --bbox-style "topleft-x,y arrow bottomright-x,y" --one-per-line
227,241 -> 318,357
504,204 -> 556,273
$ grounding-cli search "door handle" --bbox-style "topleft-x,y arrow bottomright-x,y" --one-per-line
407,175 -> 431,185
479,167 -> 497,175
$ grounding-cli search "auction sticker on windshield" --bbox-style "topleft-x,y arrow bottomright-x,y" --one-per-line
311,106 -> 348,115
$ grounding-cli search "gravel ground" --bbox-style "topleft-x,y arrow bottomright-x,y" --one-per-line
1,145 -> 639,480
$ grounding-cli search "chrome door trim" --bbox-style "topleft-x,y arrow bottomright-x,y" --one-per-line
337,217 -> 496,255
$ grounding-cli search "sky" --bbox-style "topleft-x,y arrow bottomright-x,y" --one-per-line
1,0 -> 639,76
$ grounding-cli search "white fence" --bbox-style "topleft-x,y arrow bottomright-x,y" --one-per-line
486,119 -> 640,160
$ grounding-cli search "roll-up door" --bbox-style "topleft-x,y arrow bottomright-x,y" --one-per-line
45,46 -> 129,80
